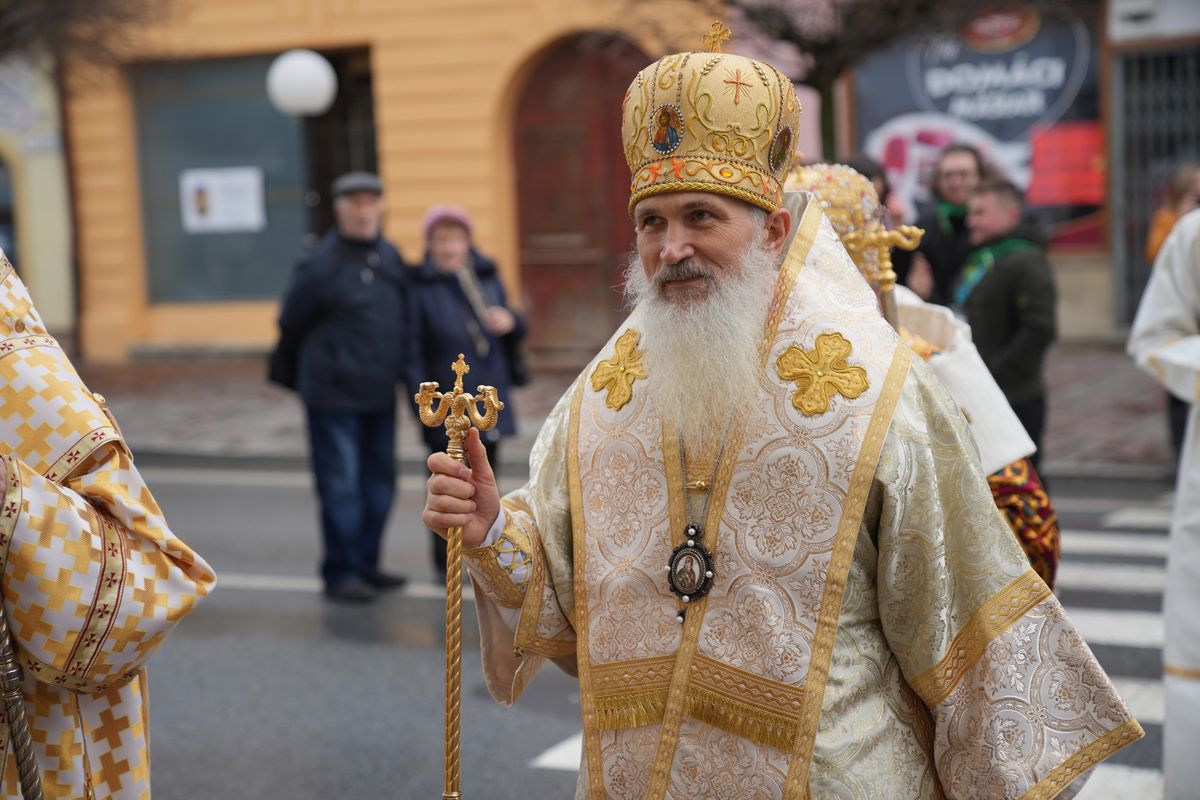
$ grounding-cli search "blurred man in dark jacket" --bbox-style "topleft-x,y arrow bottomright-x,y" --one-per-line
277,172 -> 409,602
957,179 -> 1057,469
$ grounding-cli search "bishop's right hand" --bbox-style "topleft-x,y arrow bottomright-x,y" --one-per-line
424,427 -> 501,548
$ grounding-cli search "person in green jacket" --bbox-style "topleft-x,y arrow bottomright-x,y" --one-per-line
956,179 -> 1057,469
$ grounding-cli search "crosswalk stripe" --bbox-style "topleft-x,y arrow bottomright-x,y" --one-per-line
1061,530 -> 1169,558
215,573 -> 323,592
1056,562 -> 1165,594
1067,608 -> 1164,649
1052,496 -> 1160,514
1076,763 -> 1163,799
1111,677 -> 1165,725
530,731 -> 582,771
212,573 -> 475,602
1101,507 -> 1175,531
139,466 -> 313,488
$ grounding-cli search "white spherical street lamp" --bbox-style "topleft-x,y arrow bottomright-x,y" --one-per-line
266,49 -> 338,116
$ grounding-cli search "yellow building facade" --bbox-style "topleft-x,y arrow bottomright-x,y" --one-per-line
0,58 -> 74,336
61,0 -> 709,362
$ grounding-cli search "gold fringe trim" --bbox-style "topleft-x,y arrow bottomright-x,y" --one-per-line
592,683 -> 801,751
684,684 -> 798,752
594,688 -> 668,731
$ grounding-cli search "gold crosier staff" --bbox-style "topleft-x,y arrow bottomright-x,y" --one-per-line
869,225 -> 924,331
415,355 -> 504,800
0,607 -> 43,799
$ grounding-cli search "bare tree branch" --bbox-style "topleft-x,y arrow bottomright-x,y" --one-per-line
719,0 -> 1101,88
0,0 -> 166,64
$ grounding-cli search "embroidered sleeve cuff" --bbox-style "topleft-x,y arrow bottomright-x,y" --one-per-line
0,455 -> 131,690
917,578 -> 1143,798
0,454 -> 21,565
465,509 -> 533,609
481,507 -> 506,548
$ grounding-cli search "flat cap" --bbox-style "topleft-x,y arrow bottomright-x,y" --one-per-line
331,171 -> 384,197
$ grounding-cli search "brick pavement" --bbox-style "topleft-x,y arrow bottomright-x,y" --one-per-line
78,342 -> 1176,480
1043,343 -> 1174,478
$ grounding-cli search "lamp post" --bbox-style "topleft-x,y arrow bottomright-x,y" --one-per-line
266,49 -> 338,117
267,49 -> 338,244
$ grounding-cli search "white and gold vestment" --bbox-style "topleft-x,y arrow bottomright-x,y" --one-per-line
465,199 -> 1141,799
1128,207 -> 1200,800
0,254 -> 215,797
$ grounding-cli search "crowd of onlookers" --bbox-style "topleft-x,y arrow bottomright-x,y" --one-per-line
852,144 -> 1057,472
271,155 -> 1200,604
272,171 -> 526,602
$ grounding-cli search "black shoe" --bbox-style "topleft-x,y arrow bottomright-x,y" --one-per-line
324,578 -> 379,604
363,571 -> 408,591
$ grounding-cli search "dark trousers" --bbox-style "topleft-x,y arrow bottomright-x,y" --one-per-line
430,438 -> 499,578
307,405 -> 396,589
1168,392 -> 1189,466
1010,395 -> 1046,473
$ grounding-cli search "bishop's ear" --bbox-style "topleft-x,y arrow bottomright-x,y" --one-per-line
763,207 -> 792,256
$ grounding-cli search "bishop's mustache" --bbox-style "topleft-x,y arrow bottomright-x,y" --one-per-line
653,261 -> 714,287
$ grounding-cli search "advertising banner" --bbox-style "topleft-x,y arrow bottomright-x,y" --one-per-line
854,7 -> 1103,248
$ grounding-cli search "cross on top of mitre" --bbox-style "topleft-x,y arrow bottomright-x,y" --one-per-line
451,354 -> 470,392
703,21 -> 732,53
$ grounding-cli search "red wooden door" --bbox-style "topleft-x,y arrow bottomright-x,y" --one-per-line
514,35 -> 647,370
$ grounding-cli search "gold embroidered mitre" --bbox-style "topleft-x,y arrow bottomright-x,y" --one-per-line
786,163 -> 884,286
622,33 -> 803,216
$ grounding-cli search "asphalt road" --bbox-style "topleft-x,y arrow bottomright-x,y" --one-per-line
140,463 -> 1172,799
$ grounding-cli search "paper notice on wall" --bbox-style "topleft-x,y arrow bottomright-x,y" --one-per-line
179,167 -> 266,233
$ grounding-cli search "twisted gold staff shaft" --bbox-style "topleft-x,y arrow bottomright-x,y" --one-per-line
0,605 -> 43,800
415,355 -> 505,800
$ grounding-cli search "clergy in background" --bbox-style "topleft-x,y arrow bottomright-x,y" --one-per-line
1128,207 -> 1200,800
788,162 -> 1060,587
0,250 -> 215,797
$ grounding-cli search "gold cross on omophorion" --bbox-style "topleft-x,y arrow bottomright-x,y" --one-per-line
451,354 -> 470,393
703,21 -> 732,53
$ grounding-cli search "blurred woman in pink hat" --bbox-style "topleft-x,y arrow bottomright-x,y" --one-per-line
407,203 -> 527,581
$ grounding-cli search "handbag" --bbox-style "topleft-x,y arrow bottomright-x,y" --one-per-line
503,334 -> 531,387
267,336 -> 298,390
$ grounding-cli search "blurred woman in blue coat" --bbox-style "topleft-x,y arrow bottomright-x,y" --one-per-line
408,204 -> 526,579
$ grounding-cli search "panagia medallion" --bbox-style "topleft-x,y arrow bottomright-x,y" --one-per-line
666,522 -> 715,602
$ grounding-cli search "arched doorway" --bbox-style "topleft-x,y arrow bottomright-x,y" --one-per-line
514,33 -> 648,370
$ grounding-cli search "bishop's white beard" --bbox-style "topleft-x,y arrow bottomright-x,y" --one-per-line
623,235 -> 779,455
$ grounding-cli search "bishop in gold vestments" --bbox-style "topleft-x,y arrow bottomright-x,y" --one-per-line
424,40 -> 1141,800
0,253 -> 215,797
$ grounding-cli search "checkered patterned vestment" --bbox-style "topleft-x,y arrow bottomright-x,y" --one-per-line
0,255 -> 215,798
